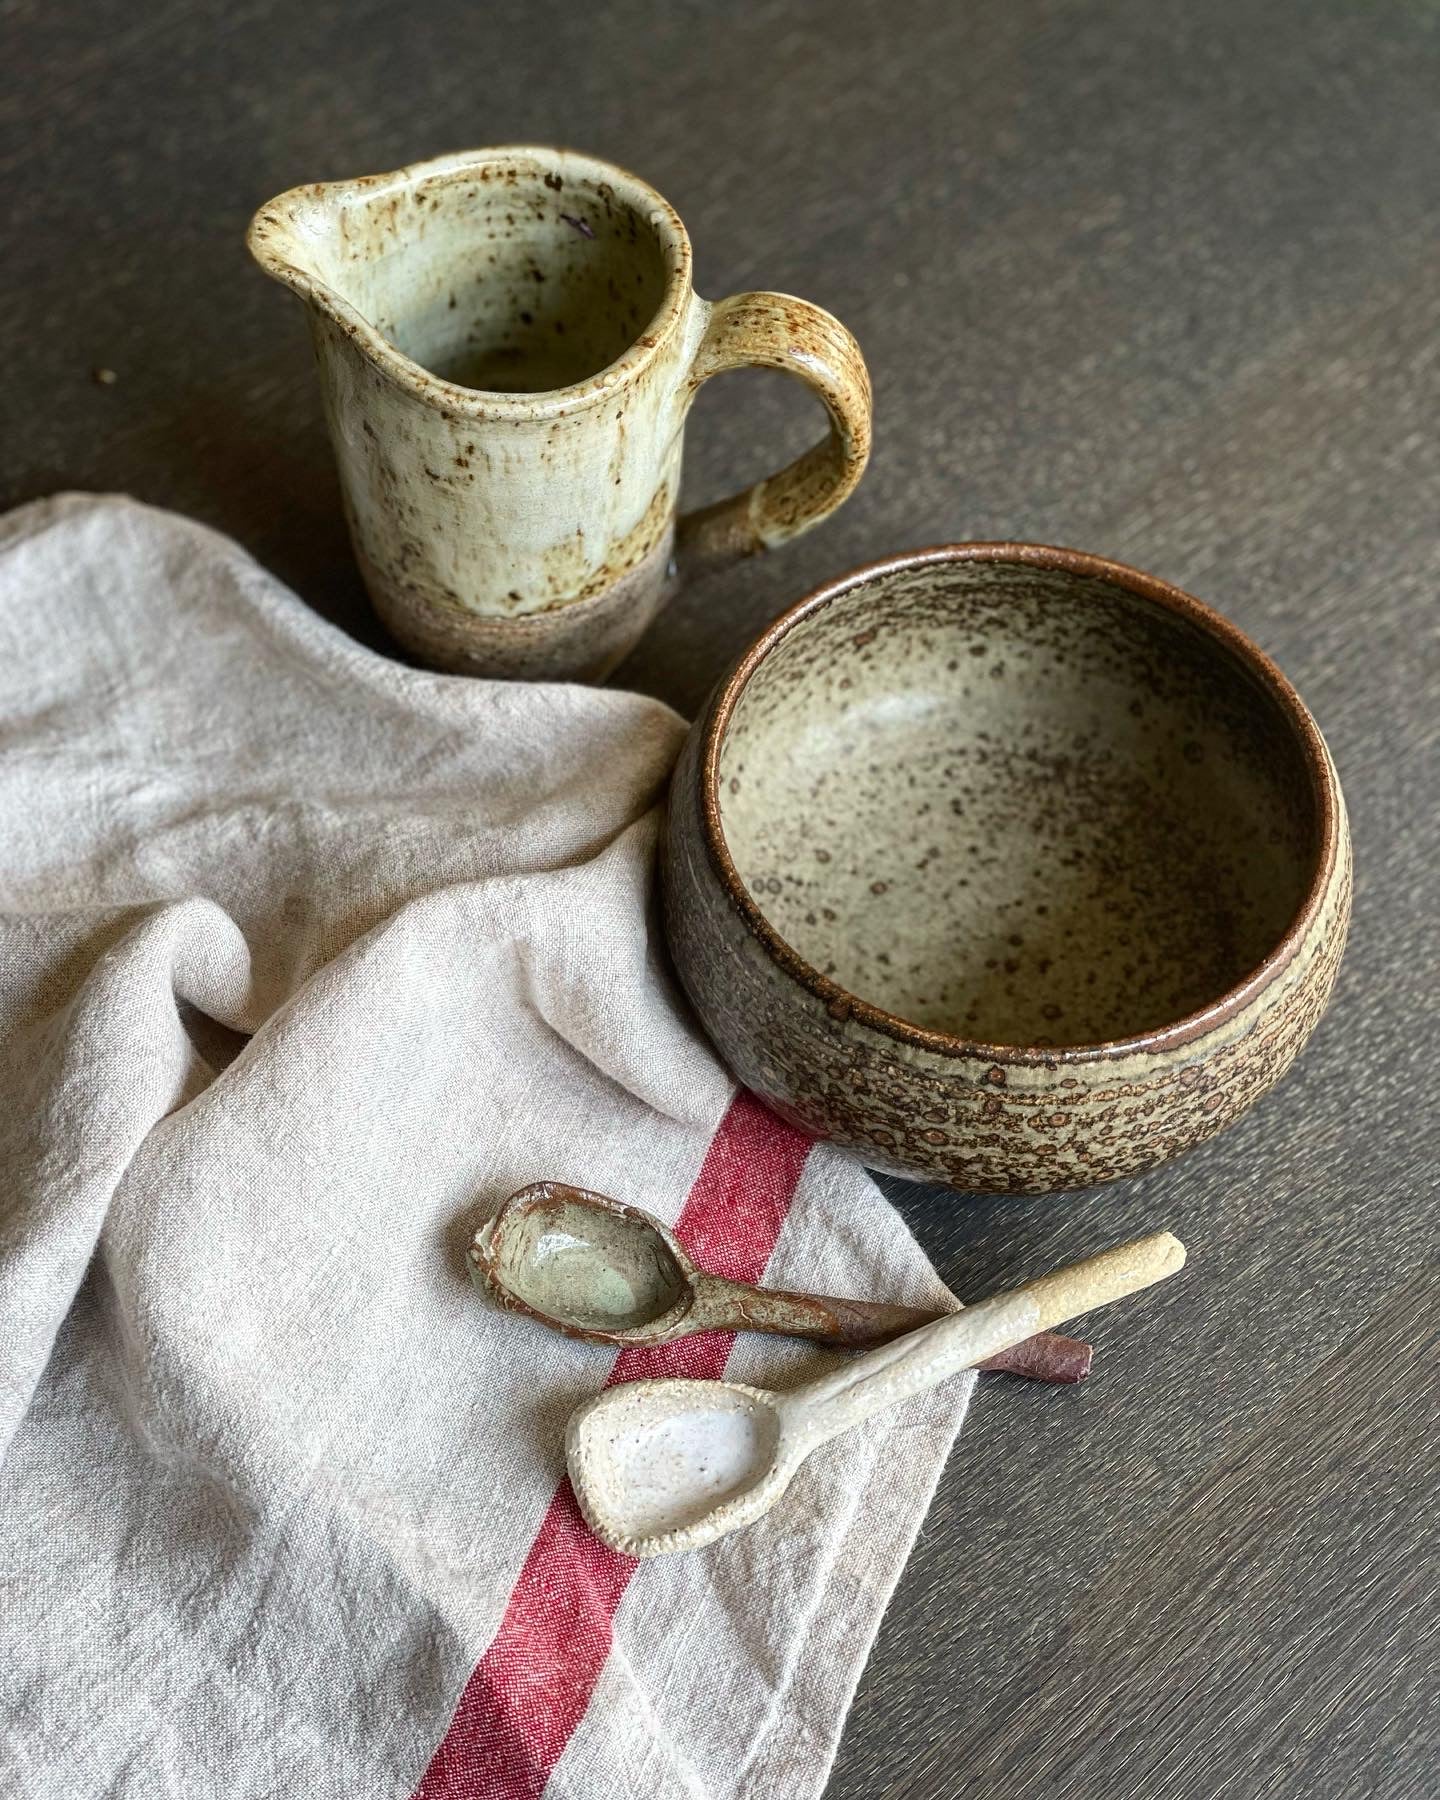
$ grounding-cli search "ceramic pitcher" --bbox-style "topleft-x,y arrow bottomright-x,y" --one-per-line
247,147 -> 873,681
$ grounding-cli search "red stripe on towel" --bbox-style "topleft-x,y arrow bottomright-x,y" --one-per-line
411,1092 -> 814,1800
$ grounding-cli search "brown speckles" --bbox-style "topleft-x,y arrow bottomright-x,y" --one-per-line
661,544 -> 1350,1192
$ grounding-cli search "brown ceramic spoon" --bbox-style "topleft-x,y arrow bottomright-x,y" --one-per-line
468,1182 -> 1092,1383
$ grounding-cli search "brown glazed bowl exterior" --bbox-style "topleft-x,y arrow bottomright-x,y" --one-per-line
661,545 -> 1351,1194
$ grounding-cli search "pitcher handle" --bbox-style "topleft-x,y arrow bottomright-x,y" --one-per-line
674,292 -> 872,584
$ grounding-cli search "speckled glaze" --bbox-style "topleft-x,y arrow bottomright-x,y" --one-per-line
567,1231 -> 1184,1556
662,545 -> 1351,1193
247,147 -> 872,681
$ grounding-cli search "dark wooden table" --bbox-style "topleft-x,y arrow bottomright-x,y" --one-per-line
4,2 -> 1437,1794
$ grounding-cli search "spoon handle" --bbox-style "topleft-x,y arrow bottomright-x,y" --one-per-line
690,1275 -> 1092,1383
783,1232 -> 1185,1449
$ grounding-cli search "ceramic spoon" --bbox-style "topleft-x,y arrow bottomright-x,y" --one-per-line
471,1182 -> 1092,1383
566,1230 -> 1184,1557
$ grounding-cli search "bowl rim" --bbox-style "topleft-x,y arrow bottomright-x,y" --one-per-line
696,542 -> 1342,1066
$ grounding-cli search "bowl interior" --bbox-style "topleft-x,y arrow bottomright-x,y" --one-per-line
716,556 -> 1322,1049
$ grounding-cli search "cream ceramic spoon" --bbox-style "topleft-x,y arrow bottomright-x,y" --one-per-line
471,1182 -> 1092,1382
566,1230 -> 1185,1557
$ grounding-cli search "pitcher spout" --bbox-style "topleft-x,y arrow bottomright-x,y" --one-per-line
246,179 -> 346,302
246,166 -> 417,338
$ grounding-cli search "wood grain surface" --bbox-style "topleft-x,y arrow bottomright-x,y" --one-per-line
2,1 -> 1437,1795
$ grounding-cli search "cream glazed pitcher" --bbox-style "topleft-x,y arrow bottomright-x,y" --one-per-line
247,147 -> 873,681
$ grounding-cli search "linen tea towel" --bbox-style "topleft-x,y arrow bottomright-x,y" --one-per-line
0,494 -> 971,1800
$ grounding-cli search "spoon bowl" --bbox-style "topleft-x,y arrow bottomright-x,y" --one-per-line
568,1378 -> 787,1546
476,1183 -> 694,1340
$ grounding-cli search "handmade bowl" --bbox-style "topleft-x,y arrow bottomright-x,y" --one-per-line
661,545 -> 1350,1193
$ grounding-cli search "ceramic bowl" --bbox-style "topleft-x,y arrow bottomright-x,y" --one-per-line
661,545 -> 1350,1193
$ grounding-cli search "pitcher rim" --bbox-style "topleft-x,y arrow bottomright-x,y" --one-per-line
246,145 -> 695,421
